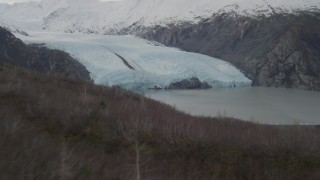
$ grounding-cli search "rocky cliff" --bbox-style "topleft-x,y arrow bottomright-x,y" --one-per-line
137,13 -> 320,91
0,26 -> 91,81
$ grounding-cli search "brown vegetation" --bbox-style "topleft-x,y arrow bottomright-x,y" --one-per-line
0,63 -> 319,179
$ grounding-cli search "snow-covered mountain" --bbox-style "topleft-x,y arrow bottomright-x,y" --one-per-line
0,0 -> 319,34
1,0 -> 320,91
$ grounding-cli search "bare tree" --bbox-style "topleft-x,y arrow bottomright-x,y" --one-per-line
119,116 -> 153,180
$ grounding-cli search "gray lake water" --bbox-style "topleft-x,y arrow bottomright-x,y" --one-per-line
145,87 -> 320,125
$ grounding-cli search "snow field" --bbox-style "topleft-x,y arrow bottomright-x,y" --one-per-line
1,0 -> 319,33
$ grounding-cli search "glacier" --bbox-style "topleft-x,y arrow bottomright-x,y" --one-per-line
16,32 -> 251,90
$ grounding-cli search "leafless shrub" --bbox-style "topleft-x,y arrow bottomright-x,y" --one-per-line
0,64 -> 319,179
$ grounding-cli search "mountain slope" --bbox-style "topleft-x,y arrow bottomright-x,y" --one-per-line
0,0 -> 319,33
0,27 -> 91,80
1,61 -> 320,179
139,13 -> 320,90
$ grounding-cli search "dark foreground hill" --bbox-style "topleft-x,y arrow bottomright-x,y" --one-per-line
0,63 -> 319,179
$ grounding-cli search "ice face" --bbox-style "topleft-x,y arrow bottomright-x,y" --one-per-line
17,32 -> 252,90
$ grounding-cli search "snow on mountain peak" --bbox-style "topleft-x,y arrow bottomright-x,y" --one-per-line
0,0 -> 319,33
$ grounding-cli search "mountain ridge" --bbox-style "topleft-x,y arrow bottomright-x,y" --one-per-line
0,0 -> 319,33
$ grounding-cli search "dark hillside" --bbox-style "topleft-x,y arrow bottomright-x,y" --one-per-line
0,64 -> 319,179
139,13 -> 320,91
0,26 -> 90,81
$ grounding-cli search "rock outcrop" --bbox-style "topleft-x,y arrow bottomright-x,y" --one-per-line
166,77 -> 211,90
138,13 -> 320,91
0,26 -> 91,81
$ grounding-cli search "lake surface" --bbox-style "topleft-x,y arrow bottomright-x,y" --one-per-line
145,87 -> 320,125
